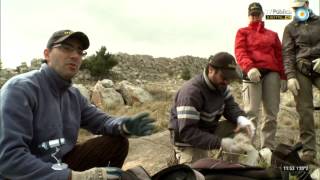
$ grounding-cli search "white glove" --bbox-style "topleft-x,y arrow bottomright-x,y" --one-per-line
235,116 -> 255,138
287,78 -> 300,96
280,80 -> 288,93
221,138 -> 242,153
312,58 -> 320,73
259,147 -> 272,166
247,68 -> 261,82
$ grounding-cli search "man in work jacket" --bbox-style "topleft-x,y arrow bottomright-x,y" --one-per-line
282,0 -> 320,165
0,29 -> 155,180
169,52 -> 255,165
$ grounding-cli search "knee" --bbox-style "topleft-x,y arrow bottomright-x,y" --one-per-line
117,136 -> 129,151
101,135 -> 129,150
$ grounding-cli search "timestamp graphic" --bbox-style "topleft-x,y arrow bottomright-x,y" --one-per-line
281,165 -> 311,179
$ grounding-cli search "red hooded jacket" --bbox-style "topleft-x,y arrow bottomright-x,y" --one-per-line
235,21 -> 286,79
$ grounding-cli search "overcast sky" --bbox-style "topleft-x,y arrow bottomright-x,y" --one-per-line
1,0 -> 319,68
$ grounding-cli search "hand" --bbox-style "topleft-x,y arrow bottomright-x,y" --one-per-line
247,68 -> 261,82
287,78 -> 300,96
259,148 -> 272,166
221,138 -> 243,153
312,58 -> 320,73
121,112 -> 155,136
235,116 -> 255,138
280,80 -> 288,93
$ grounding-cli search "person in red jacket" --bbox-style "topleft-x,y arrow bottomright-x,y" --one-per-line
234,2 -> 287,154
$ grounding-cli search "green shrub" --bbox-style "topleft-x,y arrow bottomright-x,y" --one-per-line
181,67 -> 191,80
80,46 -> 118,78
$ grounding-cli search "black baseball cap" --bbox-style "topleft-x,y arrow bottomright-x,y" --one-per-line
208,52 -> 240,80
47,30 -> 90,50
248,2 -> 263,16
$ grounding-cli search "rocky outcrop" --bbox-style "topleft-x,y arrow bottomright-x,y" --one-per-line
91,80 -> 124,110
73,69 -> 94,83
0,69 -> 17,87
0,53 -> 207,88
111,53 -> 207,81
73,84 -> 91,100
30,59 -> 43,70
118,80 -> 154,105
123,131 -> 173,175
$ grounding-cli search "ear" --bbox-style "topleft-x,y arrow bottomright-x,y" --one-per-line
208,65 -> 213,74
44,48 -> 50,63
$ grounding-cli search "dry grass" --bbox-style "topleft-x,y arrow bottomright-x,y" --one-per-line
78,81 -> 180,141
78,80 -> 320,158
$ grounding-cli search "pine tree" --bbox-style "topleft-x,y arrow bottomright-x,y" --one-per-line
80,46 -> 118,79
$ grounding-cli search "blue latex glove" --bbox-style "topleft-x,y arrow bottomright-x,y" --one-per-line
121,112 -> 155,136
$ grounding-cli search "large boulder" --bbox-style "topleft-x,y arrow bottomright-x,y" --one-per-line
123,131 -> 173,175
73,84 -> 91,100
91,80 -> 124,110
118,80 -> 153,105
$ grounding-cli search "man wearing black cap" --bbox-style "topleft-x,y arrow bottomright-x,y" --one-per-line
0,30 -> 155,179
234,2 -> 286,157
282,0 -> 320,165
169,52 -> 255,165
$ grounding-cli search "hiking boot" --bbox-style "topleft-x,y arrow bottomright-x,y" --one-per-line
301,151 -> 320,166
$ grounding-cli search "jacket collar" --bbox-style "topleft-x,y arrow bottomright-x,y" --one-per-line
249,20 -> 265,32
203,69 -> 216,91
40,63 -> 72,95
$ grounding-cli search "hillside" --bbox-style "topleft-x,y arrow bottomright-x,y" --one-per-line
0,53 -> 319,175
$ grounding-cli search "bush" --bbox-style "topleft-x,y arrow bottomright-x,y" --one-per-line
80,46 -> 118,78
181,67 -> 191,80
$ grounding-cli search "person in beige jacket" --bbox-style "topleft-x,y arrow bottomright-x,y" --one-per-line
282,0 -> 320,165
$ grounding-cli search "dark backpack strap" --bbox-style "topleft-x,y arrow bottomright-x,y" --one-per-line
191,158 -> 282,180
152,164 -> 204,180
122,166 -> 151,180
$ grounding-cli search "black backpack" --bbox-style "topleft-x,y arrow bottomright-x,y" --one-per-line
271,142 -> 312,180
191,158 -> 282,180
121,164 -> 204,180
122,159 -> 281,180
121,143 -> 312,180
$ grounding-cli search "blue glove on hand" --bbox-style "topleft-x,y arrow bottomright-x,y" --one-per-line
121,112 -> 155,136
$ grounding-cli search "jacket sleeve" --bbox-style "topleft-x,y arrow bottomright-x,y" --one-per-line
0,81 -> 70,180
282,25 -> 297,79
222,87 -> 246,122
78,90 -> 123,136
235,28 -> 254,73
274,33 -> 287,80
175,87 -> 222,150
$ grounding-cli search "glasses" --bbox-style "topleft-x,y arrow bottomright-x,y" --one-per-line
52,43 -> 87,57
